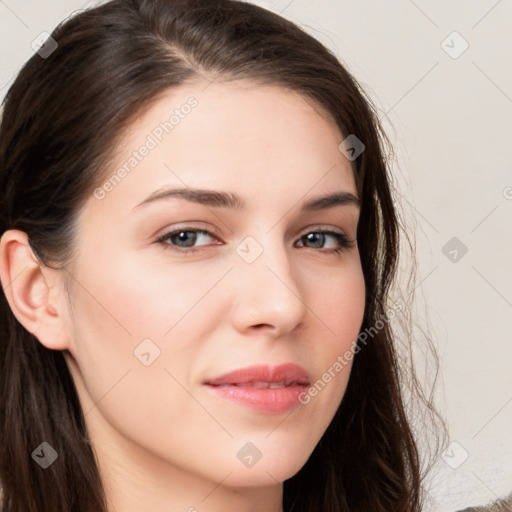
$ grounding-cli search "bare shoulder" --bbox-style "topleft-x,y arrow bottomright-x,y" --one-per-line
455,494 -> 512,512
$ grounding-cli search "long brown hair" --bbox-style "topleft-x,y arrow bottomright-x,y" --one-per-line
0,1 -> 442,510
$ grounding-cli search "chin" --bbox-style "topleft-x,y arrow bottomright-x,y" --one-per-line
220,448 -> 312,487
223,466 -> 299,488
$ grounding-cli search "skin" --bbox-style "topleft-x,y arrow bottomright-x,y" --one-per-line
0,79 -> 365,512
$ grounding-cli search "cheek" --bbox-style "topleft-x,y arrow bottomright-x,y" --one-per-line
310,257 -> 366,349
76,250 -> 223,331
67,252 -> 230,383
302,258 -> 365,406
64,254 -> 227,456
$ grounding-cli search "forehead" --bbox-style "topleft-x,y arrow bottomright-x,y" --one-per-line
86,79 -> 357,219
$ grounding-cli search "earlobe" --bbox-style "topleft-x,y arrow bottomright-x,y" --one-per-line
0,229 -> 71,351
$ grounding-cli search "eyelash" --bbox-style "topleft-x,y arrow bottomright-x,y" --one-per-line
155,227 -> 355,255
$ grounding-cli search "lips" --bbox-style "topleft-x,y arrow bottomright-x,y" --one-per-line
203,363 -> 311,414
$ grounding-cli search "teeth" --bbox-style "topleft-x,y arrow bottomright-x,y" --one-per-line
236,381 -> 287,388
268,381 -> 286,389
213,381 -> 297,388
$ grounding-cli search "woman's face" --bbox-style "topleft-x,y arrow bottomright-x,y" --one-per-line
61,80 -> 365,499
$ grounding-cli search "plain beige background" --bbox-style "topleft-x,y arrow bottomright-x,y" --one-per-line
1,1 -> 511,511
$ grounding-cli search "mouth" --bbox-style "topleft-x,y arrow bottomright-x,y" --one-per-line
203,363 -> 311,414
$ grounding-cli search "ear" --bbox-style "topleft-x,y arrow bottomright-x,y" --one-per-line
0,229 -> 72,351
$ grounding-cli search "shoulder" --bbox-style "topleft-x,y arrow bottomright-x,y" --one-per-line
455,494 -> 512,512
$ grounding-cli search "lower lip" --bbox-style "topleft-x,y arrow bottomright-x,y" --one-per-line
204,384 -> 308,414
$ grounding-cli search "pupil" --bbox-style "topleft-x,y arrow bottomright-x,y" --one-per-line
307,233 -> 324,248
173,231 -> 196,247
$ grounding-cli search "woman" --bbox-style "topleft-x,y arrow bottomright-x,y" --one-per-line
0,0 -> 442,511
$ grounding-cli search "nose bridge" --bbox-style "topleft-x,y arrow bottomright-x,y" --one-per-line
230,230 -> 307,333
238,230 -> 297,287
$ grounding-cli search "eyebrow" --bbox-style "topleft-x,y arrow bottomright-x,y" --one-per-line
132,187 -> 360,212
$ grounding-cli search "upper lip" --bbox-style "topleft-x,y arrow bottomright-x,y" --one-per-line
204,363 -> 310,386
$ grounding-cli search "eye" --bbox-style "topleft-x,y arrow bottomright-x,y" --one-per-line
155,227 -> 355,255
156,228 -> 220,253
295,230 -> 355,254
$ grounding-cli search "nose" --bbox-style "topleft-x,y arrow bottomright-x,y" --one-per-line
229,237 -> 308,337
